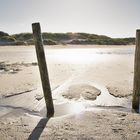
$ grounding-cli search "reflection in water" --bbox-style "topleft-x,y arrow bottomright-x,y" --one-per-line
39,80 -> 132,118
67,102 -> 85,114
39,47 -> 134,117
40,102 -> 85,117
47,47 -> 134,64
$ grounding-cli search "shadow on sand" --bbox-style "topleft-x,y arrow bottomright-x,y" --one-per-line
28,117 -> 50,140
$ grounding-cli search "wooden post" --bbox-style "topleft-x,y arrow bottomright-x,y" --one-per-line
32,23 -> 54,117
132,29 -> 140,112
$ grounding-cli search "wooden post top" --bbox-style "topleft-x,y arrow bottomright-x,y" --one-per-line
136,29 -> 140,32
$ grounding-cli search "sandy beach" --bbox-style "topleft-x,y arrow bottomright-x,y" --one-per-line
0,45 -> 140,140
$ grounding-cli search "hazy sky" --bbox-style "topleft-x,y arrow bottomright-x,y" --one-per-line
0,0 -> 140,37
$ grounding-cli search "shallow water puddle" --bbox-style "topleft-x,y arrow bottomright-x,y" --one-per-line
38,82 -> 132,117
40,102 -> 85,117
0,82 -> 132,118
90,83 -> 131,108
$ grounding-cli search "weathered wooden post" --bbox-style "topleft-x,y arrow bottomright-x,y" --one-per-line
32,22 -> 54,117
132,29 -> 140,112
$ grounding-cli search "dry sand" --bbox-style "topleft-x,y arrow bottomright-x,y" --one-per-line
0,45 -> 139,140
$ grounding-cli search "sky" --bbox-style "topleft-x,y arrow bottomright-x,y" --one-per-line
0,0 -> 140,37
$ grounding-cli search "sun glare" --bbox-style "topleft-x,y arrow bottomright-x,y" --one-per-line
69,102 -> 85,114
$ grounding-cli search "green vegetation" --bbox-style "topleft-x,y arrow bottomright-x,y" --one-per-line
43,39 -> 57,45
12,33 -> 33,41
0,31 -> 9,37
0,31 -> 135,46
0,36 -> 16,42
0,31 -> 16,45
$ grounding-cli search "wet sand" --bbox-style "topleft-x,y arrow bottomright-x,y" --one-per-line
0,45 -> 139,140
